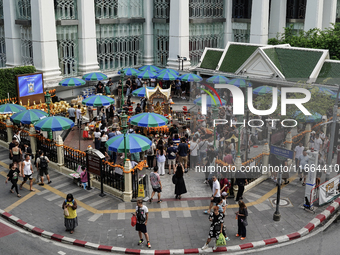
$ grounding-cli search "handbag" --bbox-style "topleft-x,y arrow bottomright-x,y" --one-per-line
131,214 -> 137,227
172,174 -> 177,185
64,207 -> 69,217
216,233 -> 226,246
241,218 -> 248,226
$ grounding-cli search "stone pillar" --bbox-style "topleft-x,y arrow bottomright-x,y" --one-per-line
77,0 -> 100,74
29,125 -> 37,158
269,0 -> 287,39
262,143 -> 270,176
143,0 -> 154,65
304,0 -> 324,31
123,160 -> 133,202
285,132 -> 292,150
249,0 -> 270,44
6,118 -> 13,143
31,0 -> 62,81
56,135 -> 64,166
305,124 -> 311,149
322,0 -> 337,29
223,0 -> 233,45
3,0 -> 22,67
167,0 -> 191,69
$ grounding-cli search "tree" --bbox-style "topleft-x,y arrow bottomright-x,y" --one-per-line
268,23 -> 340,60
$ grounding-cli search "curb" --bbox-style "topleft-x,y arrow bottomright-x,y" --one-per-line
1,197 -> 340,254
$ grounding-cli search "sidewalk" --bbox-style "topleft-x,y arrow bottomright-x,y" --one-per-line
0,145 -> 332,252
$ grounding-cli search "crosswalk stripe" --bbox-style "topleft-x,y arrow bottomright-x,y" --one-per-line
52,183 -> 69,190
44,194 -> 62,202
181,201 -> 191,217
36,190 -> 50,196
61,187 -> 83,195
75,192 -> 98,201
88,213 -> 103,222
117,203 -> 125,220
87,198 -> 111,207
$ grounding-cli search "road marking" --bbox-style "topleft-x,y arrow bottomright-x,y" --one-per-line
36,189 -> 50,196
88,213 -> 103,222
160,201 -> 170,218
4,192 -> 37,212
58,251 -> 66,255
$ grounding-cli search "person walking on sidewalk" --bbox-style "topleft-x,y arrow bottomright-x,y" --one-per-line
134,199 -> 151,248
5,163 -> 21,198
298,150 -> 309,186
68,104 -> 76,129
235,170 -> 247,201
173,164 -> 187,199
202,205 -> 225,251
177,138 -> 189,173
236,200 -> 248,240
36,151 -> 51,186
76,105 -> 82,129
167,141 -> 177,174
20,154 -> 34,191
149,166 -> 162,203
293,142 -> 304,181
156,145 -> 166,176
146,138 -> 156,170
204,176 -> 221,214
62,194 -> 78,234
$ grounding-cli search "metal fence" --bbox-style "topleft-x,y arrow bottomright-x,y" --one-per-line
0,121 -> 7,142
20,129 -> 30,146
63,146 -> 86,171
101,161 -> 125,192
241,153 -> 264,182
36,135 -> 57,163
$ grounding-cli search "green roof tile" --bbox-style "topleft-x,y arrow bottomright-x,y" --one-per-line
219,45 -> 259,73
200,50 -> 223,70
266,48 -> 323,82
316,61 -> 340,85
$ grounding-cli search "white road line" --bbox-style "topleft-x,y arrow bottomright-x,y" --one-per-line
88,213 -> 103,222
76,192 -> 99,201
52,183 -> 70,190
117,203 -> 125,220
160,201 -> 170,218
44,194 -> 62,202
36,190 -> 50,196
87,197 -> 111,207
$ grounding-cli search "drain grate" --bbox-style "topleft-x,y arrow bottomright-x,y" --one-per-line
269,197 -> 293,208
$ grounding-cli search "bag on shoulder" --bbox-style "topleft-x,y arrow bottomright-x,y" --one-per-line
172,174 -> 177,184
136,208 -> 145,224
40,156 -> 48,169
241,218 -> 248,226
64,207 -> 69,217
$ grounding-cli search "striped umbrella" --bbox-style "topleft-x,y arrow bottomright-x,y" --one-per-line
138,65 -> 161,72
137,70 -> 158,79
293,111 -> 322,123
194,95 -> 226,107
58,77 -> 86,86
118,68 -> 140,76
0,104 -> 26,114
34,116 -> 74,132
253,86 -> 281,95
82,95 -> 115,107
129,113 -> 169,127
157,68 -> 180,75
207,75 -> 229,84
331,93 -> 340,99
10,109 -> 48,125
228,78 -> 252,88
178,73 -> 203,82
82,72 -> 108,81
105,133 -> 152,153
314,87 -> 336,96
132,86 -> 154,97
156,72 -> 178,81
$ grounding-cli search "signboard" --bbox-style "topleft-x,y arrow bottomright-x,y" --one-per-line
270,145 -> 293,159
304,151 -> 318,208
138,184 -> 145,197
271,129 -> 285,145
16,73 -> 45,106
86,152 -> 102,176
319,174 -> 340,205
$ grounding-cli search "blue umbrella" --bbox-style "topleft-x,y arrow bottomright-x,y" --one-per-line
10,109 -> 48,125
137,70 -> 158,79
156,72 -> 178,81
228,78 -> 252,88
58,77 -> 86,86
82,72 -> 107,81
293,111 -> 322,123
132,86 -> 154,97
194,95 -> 226,107
314,87 -> 336,96
129,113 -> 169,127
34,116 -> 74,132
178,73 -> 203,82
157,68 -> 180,75
106,134 -> 152,153
82,95 -> 115,107
0,104 -> 26,114
118,68 -> 140,76
138,65 -> 161,72
206,75 -> 230,84
253,86 -> 281,95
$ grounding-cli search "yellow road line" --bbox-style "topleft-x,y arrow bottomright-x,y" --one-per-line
4,192 -> 36,212
0,161 -> 9,169
0,171 -> 41,192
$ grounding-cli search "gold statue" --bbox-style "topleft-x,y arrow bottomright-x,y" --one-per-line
27,99 -> 30,107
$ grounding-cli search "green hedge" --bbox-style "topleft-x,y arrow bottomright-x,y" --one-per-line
200,50 -> 223,70
0,66 -> 36,100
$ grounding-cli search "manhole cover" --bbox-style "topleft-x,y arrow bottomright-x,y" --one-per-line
269,197 -> 293,208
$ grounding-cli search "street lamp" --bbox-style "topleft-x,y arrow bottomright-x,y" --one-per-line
44,91 -> 53,140
177,55 -> 187,71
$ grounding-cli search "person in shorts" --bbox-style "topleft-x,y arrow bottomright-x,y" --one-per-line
149,166 -> 162,203
204,176 -> 221,214
36,151 -> 51,186
134,199 -> 151,248
167,141 -> 177,174
20,154 -> 34,191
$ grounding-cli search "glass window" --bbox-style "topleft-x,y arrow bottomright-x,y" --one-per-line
154,0 -> 170,19
16,0 -> 31,20
0,0 -> 3,20
190,0 -> 224,19
0,26 -> 6,67
154,23 -> 169,67
20,26 -> 33,65
95,0 -> 143,19
286,0 -> 307,19
232,0 -> 252,19
54,0 -> 77,20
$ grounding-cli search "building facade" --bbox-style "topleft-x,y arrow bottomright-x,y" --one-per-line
0,0 -> 339,87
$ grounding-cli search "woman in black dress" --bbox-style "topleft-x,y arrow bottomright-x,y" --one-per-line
202,205 -> 225,250
173,164 -> 187,199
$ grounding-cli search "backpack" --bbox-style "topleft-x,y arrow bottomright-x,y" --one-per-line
136,207 -> 146,224
39,156 -> 48,169
147,146 -> 153,155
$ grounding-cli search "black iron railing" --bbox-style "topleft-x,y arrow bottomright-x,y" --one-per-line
36,135 -> 57,163
101,161 -> 125,192
20,129 -> 30,146
63,146 -> 86,171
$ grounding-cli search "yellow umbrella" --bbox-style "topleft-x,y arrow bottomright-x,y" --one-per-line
226,134 -> 238,143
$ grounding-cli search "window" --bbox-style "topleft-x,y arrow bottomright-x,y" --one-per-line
232,0 -> 252,19
337,0 -> 340,21
0,0 -> 3,20
95,0 -> 143,19
189,23 -> 224,66
154,23 -> 169,67
189,0 -> 224,19
54,0 -> 77,20
154,0 -> 170,19
96,24 -> 143,71
20,26 -> 33,65
286,0 -> 307,19
0,26 -> 5,67
16,0 -> 31,20
57,26 -> 78,77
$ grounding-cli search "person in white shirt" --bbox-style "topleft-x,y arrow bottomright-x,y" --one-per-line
189,137 -> 199,170
76,105 -> 82,129
314,134 -> 323,152
294,142 -> 305,181
204,176 -> 220,214
20,154 -> 34,191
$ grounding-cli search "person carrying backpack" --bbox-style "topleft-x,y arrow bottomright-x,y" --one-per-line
133,199 -> 151,248
36,151 -> 51,186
